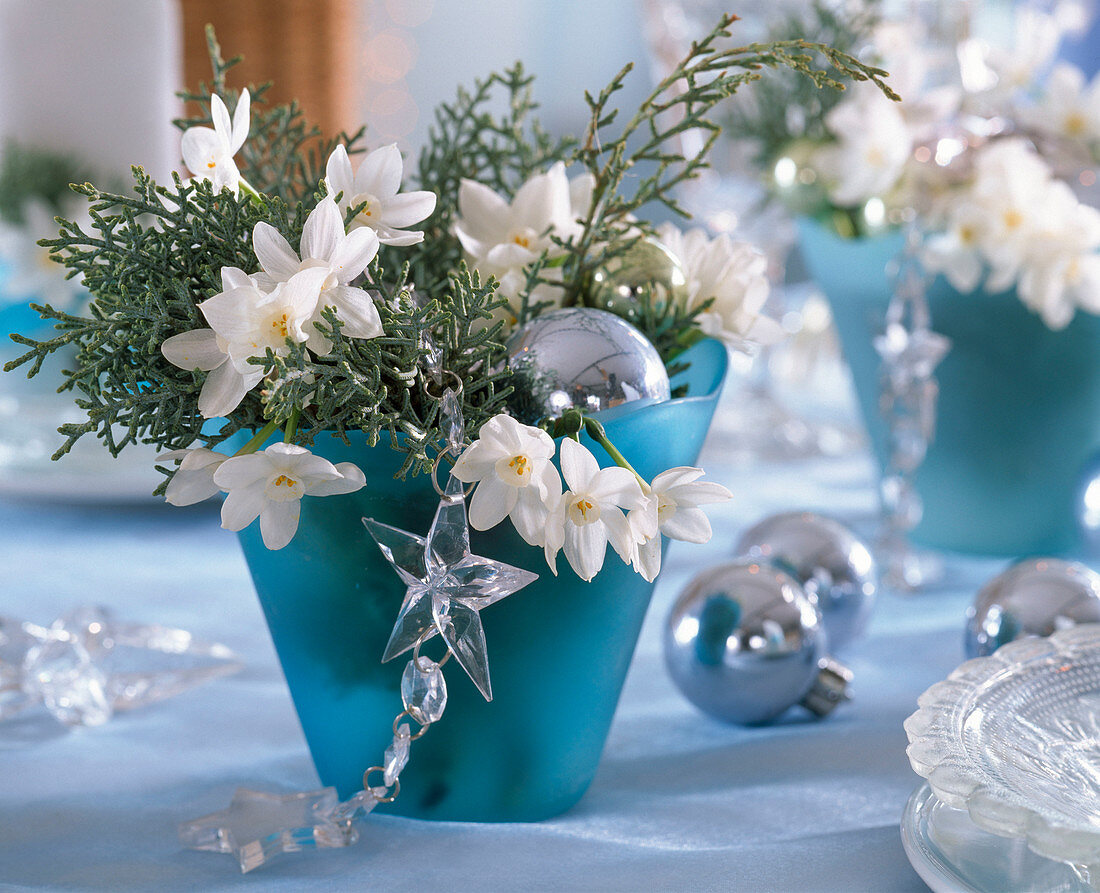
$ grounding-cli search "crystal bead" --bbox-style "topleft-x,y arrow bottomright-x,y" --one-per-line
881,474 -> 923,529
383,723 -> 411,785
441,387 -> 465,455
401,656 -> 447,724
331,786 -> 388,822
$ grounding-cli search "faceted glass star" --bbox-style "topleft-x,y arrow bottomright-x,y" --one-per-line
874,321 -> 951,394
364,474 -> 538,701
179,787 -> 357,872
1,606 -> 241,727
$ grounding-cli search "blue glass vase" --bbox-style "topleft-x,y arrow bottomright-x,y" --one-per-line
235,338 -> 728,822
798,217 -> 1100,555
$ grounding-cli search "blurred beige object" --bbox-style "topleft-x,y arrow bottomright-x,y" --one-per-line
0,0 -> 181,180
181,0 -> 361,138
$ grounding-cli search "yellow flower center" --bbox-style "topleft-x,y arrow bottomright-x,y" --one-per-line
1003,209 -> 1024,230
959,224 -> 976,245
513,234 -> 530,247
351,192 -> 380,222
273,474 -> 295,487
495,453 -> 533,487
271,313 -> 289,339
568,495 -> 601,526
1065,112 -> 1087,137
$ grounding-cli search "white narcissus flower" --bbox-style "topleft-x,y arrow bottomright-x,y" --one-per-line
1023,63 -> 1100,144
921,204 -> 987,294
252,196 -> 382,354
324,144 -> 436,246
189,266 -> 329,416
158,448 -> 229,505
814,83 -> 913,206
628,467 -> 733,582
453,162 -> 591,307
543,438 -> 646,582
213,443 -> 366,550
657,223 -> 783,349
451,414 -> 562,547
161,267 -> 270,418
0,198 -> 89,311
181,90 -> 251,194
982,7 -> 1062,98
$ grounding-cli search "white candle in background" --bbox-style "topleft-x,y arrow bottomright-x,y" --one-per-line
0,0 -> 181,181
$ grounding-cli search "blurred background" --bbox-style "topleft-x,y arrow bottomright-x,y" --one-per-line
0,0 -> 1086,500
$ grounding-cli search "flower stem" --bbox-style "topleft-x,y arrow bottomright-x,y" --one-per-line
238,177 -> 265,208
583,417 -> 649,492
234,418 -> 280,456
283,407 -> 300,444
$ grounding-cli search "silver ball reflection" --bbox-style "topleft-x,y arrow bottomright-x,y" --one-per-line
663,561 -> 826,725
965,557 -> 1100,658
505,307 -> 671,423
736,512 -> 877,652
590,238 -> 687,323
1075,451 -> 1100,554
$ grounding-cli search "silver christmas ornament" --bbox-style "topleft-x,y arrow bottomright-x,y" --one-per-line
964,557 -> 1100,658
735,512 -> 877,652
590,238 -> 686,323
663,561 -> 852,725
1075,451 -> 1100,554
505,307 -> 671,423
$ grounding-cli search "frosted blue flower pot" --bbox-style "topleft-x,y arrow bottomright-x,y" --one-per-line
235,338 -> 728,822
798,217 -> 1100,555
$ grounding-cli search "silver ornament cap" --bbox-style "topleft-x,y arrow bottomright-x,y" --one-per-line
965,557 -> 1100,658
736,511 -> 877,653
505,307 -> 671,423
663,561 -> 851,725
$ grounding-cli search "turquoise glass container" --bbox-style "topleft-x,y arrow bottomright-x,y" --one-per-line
798,217 -> 1100,555
235,338 -> 728,822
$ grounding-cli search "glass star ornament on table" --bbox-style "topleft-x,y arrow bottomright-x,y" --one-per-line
0,605 -> 242,726
179,787 -> 359,873
364,472 -> 539,701
873,321 -> 950,396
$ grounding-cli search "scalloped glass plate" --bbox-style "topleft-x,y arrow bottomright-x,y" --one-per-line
904,625 -> 1100,884
902,783 -> 1090,892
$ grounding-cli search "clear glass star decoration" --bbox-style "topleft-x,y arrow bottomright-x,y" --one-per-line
1,606 -> 242,727
179,787 -> 357,873
364,474 -> 539,701
873,321 -> 951,395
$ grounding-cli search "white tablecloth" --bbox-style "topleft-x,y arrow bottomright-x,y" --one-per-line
0,392 -> 1007,892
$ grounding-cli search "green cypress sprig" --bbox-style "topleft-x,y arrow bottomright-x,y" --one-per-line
559,13 -> 898,305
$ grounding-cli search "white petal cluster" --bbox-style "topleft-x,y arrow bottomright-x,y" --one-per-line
158,443 -> 366,550
1021,63 -> 1100,145
452,162 -> 594,321
657,223 -> 782,350
324,144 -> 436,246
922,139 -> 1100,329
452,414 -> 731,583
0,198 -> 89,312
814,83 -> 915,207
181,90 -> 251,194
160,146 -> 432,417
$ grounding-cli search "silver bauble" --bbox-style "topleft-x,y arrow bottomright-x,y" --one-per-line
663,561 -> 851,725
735,512 -> 877,653
505,307 -> 671,423
964,557 -> 1100,658
590,238 -> 687,323
1075,451 -> 1100,554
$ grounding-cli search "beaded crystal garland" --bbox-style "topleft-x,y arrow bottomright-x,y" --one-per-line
179,371 -> 539,872
874,224 -> 950,591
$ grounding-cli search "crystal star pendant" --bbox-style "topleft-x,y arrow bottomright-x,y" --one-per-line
364,474 -> 538,701
873,321 -> 951,393
179,787 -> 357,872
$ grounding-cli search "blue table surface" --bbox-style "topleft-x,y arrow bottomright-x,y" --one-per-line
0,398 -> 1011,892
